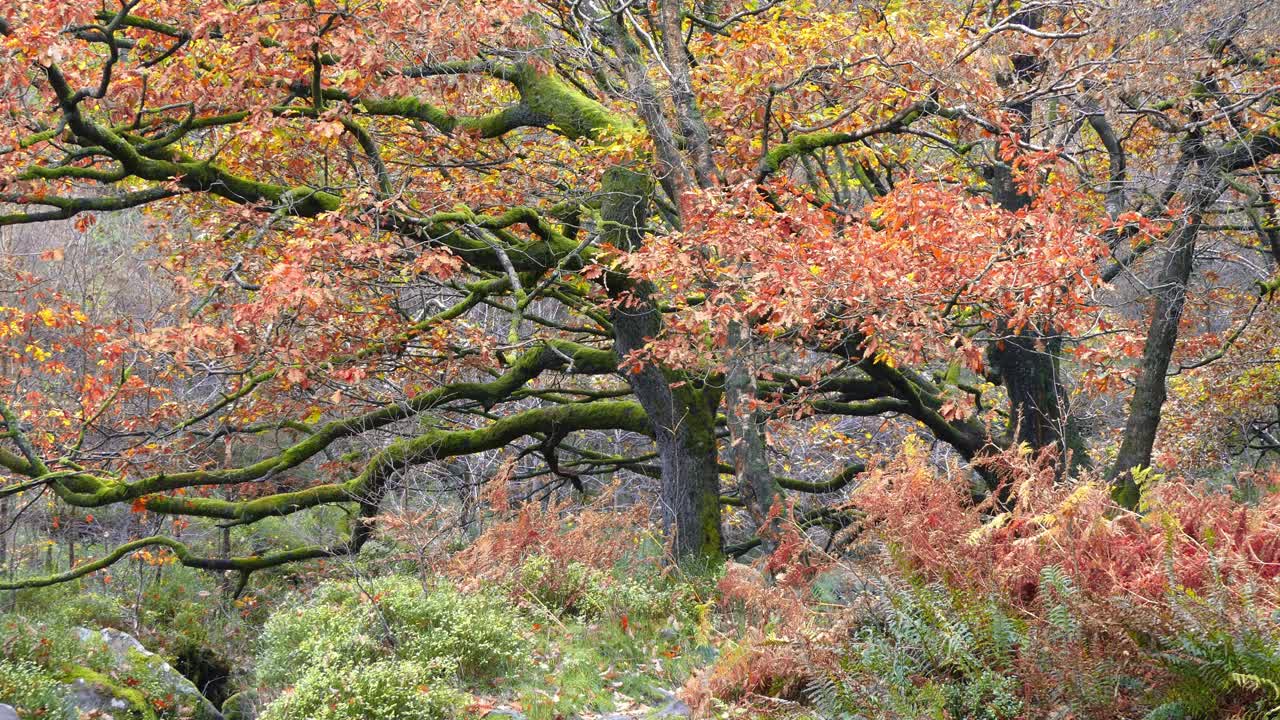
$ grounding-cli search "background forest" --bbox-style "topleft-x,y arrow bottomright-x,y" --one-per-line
1,0 -> 1279,717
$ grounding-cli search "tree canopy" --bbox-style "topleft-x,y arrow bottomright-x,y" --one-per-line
0,0 -> 1278,589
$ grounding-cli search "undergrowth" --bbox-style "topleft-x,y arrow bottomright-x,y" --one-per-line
5,452 -> 1280,720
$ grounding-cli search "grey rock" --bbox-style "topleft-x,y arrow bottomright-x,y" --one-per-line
649,689 -> 691,718
0,704 -> 18,720
222,691 -> 259,720
67,627 -> 225,720
63,676 -> 136,719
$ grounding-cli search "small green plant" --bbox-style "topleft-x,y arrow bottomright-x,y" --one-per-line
257,590 -> 384,687
259,660 -> 466,720
1147,623 -> 1280,719
1038,564 -> 1081,641
942,669 -> 1024,720
51,589 -> 126,629
0,613 -> 91,671
257,574 -> 527,689
814,581 -> 1026,720
0,660 -> 68,717
376,575 -> 527,680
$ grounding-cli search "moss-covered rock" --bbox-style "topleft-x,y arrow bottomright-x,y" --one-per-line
221,691 -> 259,720
64,628 -> 225,720
61,664 -> 157,720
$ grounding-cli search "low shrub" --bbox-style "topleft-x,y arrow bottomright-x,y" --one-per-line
0,659 -> 68,717
843,442 -> 1280,717
257,574 -> 526,689
375,576 -> 527,680
517,554 -> 686,622
1142,588 -> 1280,719
256,589 -> 383,687
689,443 -> 1280,718
812,581 -> 1027,720
258,660 -> 466,720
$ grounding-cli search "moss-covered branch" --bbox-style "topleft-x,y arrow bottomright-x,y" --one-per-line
0,402 -> 48,476
140,397 -> 646,524
0,186 -> 184,225
33,340 -> 616,512
860,360 -> 994,461
3,397 -> 650,589
0,535 -> 350,591
776,461 -> 867,494
756,100 -> 942,182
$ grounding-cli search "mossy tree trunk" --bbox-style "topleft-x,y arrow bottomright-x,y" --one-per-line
601,166 -> 724,561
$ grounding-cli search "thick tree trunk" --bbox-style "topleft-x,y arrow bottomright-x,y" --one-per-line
602,167 -> 724,561
987,328 -> 1089,473
612,295 -> 723,560
650,381 -> 724,560
987,148 -> 1085,469
989,331 -> 1062,448
981,4 -> 1086,471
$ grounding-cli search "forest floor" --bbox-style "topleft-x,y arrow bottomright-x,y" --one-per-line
5,463 -> 1280,719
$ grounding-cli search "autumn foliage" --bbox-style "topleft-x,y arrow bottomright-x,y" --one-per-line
0,0 -> 1279,715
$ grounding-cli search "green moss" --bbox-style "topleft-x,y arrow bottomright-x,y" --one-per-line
357,95 -> 458,133
758,102 -> 934,178
221,692 -> 255,720
762,130 -> 850,174
678,385 -> 725,561
60,665 -> 158,720
599,166 -> 654,253
513,66 -> 630,140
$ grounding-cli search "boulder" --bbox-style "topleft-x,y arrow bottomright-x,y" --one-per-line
61,666 -> 151,720
221,691 -> 259,720
63,627 -> 225,720
0,704 -> 17,720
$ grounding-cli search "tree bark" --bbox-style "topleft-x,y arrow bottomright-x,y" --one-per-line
1109,172 -> 1220,506
656,0 -> 719,188
987,327 -> 1088,473
986,161 -> 1083,469
980,3 -> 1087,472
611,292 -> 723,560
601,167 -> 724,561
724,322 -> 781,548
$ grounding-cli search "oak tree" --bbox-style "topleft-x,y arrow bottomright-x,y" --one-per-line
0,0 -> 1277,587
